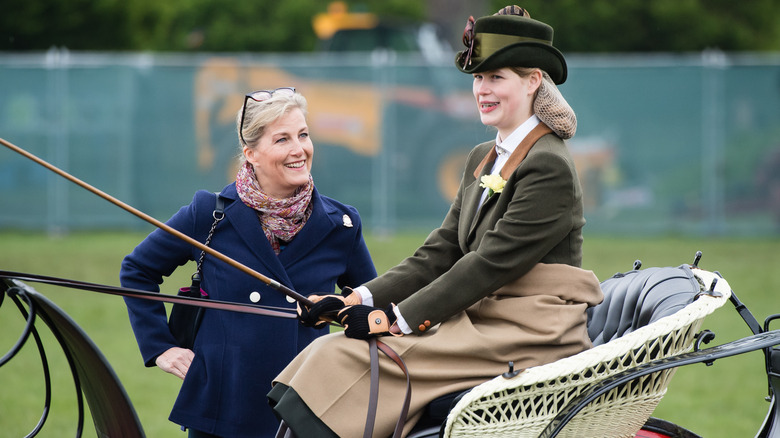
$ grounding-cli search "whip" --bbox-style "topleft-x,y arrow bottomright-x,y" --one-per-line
0,137 -> 314,307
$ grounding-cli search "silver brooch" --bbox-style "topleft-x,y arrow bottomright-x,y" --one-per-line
342,214 -> 353,228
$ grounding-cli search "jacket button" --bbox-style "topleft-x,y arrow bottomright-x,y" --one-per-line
249,292 -> 261,303
418,324 -> 427,332
286,295 -> 296,303
423,320 -> 431,327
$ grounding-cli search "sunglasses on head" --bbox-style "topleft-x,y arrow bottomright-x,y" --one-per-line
239,87 -> 296,146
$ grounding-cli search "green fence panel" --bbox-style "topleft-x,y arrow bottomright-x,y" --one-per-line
1,50 -> 778,236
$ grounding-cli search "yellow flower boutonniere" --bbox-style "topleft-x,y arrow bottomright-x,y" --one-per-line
479,174 -> 507,198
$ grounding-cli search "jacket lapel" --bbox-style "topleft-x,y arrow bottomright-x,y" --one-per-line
464,124 -> 555,242
221,187 -> 293,287
463,145 -> 496,239
472,146 -> 498,180
498,123 -> 553,180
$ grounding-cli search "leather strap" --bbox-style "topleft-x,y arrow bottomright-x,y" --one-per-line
363,338 -> 412,438
378,340 -> 411,438
363,338 -> 380,438
0,270 -> 297,319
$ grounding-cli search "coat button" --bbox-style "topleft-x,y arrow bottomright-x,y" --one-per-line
286,295 -> 296,303
418,324 -> 427,332
249,292 -> 261,303
423,320 -> 431,327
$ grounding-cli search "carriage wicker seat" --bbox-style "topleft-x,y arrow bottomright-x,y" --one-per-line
439,264 -> 731,438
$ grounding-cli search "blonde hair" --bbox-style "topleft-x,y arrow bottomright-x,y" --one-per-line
508,66 -> 540,79
237,91 -> 308,150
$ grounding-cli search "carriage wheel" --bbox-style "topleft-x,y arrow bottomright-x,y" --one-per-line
636,417 -> 703,438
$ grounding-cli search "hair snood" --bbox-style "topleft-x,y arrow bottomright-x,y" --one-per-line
535,71 -> 577,139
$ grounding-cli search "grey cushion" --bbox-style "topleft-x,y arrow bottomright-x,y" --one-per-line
587,265 -> 701,346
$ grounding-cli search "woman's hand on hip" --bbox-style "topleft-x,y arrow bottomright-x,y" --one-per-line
155,347 -> 194,380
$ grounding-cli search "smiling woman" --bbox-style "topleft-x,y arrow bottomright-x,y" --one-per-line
119,88 -> 377,437
241,105 -> 314,199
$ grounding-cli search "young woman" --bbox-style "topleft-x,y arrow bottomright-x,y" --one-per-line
121,89 -> 376,437
270,6 -> 603,437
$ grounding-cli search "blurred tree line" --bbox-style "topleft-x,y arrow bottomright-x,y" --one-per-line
2,0 -> 779,53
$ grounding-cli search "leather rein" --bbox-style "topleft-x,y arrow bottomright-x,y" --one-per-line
0,270 -> 297,319
365,338 -> 412,438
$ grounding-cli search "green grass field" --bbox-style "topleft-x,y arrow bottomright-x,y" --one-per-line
1,230 -> 779,437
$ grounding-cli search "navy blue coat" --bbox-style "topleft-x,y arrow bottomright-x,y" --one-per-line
121,182 -> 376,437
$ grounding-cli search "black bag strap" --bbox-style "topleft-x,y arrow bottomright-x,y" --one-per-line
190,193 -> 225,290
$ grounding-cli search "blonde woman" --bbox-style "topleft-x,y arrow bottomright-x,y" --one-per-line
122,88 -> 376,437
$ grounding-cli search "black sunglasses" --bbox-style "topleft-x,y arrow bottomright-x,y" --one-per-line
239,87 -> 296,146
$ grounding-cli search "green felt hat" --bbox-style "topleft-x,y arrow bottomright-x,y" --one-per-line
455,9 -> 567,84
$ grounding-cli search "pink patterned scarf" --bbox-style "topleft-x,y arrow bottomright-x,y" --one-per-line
235,161 -> 313,254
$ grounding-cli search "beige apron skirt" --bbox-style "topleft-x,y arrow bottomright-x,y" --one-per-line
272,263 -> 603,437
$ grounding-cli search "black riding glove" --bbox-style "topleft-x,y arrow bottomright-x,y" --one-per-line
337,304 -> 397,339
297,287 -> 359,328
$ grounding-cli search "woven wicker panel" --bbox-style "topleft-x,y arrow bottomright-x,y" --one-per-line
444,269 -> 730,438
